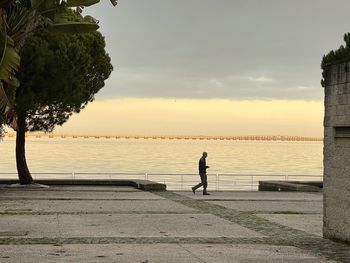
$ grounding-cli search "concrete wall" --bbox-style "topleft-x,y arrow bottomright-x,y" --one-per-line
323,60 -> 350,242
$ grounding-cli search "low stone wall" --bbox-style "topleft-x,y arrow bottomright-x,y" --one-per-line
258,181 -> 322,192
0,179 -> 167,191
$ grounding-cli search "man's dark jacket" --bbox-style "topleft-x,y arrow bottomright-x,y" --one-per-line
199,157 -> 207,174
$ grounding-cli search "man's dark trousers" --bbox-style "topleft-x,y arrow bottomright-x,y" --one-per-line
193,172 -> 207,192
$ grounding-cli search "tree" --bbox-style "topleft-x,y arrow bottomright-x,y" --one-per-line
15,26 -> 113,184
0,0 -> 117,133
0,0 -> 116,182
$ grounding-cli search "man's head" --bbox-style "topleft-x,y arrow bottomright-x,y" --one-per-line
202,152 -> 208,158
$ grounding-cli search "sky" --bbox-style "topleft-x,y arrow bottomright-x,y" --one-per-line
56,0 -> 350,137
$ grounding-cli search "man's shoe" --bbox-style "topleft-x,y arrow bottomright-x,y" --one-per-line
192,187 -> 195,194
203,192 -> 210,195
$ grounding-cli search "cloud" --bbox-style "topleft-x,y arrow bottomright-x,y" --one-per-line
248,77 -> 275,83
87,0 -> 349,101
96,69 -> 323,101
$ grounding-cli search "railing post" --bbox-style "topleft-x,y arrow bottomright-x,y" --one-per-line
181,174 -> 183,191
251,175 -> 254,191
145,173 -> 148,180
72,172 -> 75,180
216,174 -> 219,191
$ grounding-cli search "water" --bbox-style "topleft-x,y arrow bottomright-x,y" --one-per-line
0,138 -> 323,190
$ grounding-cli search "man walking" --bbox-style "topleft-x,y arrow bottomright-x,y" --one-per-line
192,152 -> 210,195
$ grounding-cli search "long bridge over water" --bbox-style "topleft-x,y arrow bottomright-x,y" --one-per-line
5,133 -> 322,141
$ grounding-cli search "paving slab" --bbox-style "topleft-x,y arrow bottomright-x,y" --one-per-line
0,214 -> 263,238
183,244 -> 335,263
175,191 -> 323,201
0,244 -> 334,263
209,200 -> 322,214
0,186 -> 347,263
0,190 -> 163,200
257,214 -> 323,236
0,215 -> 59,237
0,199 -> 197,214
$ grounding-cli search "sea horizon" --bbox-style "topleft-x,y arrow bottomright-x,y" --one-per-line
3,132 -> 323,141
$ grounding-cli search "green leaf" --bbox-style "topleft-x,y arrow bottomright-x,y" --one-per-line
66,0 -> 100,7
7,76 -> 19,88
0,17 -> 7,67
31,0 -> 57,20
0,82 -> 14,120
0,36 -> 20,82
48,22 -> 99,33
66,0 -> 117,7
83,15 -> 98,24
0,82 -> 7,114
0,17 -> 18,127
5,2 -> 37,47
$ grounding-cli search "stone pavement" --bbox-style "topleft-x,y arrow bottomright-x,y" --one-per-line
0,185 -> 349,262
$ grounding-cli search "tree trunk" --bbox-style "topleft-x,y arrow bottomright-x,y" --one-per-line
16,115 -> 33,184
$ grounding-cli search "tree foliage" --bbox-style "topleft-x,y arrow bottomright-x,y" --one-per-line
0,0 -> 117,129
16,28 -> 113,132
321,33 -> 350,67
321,33 -> 350,87
13,14 -> 113,184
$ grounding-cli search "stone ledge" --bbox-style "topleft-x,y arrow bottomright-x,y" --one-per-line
0,179 -> 166,192
258,181 -> 322,192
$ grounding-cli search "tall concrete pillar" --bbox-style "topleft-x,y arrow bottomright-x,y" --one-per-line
323,60 -> 350,242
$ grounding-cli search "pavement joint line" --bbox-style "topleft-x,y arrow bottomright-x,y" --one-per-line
1,211 -> 322,216
184,199 -> 322,202
0,198 -> 166,201
153,191 -> 350,263
0,211 -> 207,215
256,211 -> 321,215
0,237 -> 292,245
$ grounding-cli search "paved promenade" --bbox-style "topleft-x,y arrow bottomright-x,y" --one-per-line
0,185 -> 349,262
